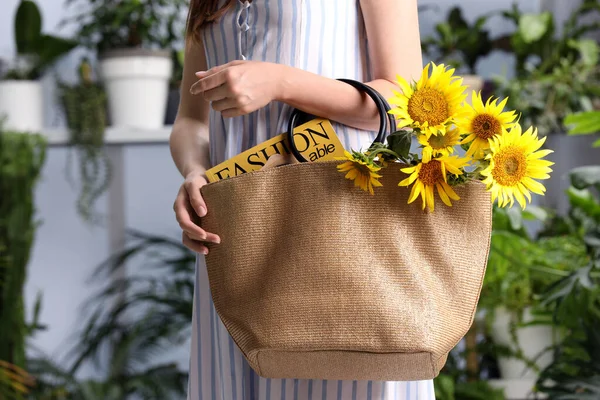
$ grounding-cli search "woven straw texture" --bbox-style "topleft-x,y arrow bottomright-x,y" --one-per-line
200,160 -> 492,381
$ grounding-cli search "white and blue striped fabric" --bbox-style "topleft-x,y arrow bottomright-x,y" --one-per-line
187,1 -> 436,399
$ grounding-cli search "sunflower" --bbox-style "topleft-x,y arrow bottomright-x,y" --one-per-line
458,91 -> 517,159
481,124 -> 554,209
389,63 -> 468,138
399,155 -> 470,211
418,126 -> 461,163
336,150 -> 383,195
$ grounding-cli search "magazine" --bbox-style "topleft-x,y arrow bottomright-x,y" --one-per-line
205,118 -> 346,182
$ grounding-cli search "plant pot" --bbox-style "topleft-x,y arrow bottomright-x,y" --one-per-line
164,86 -> 180,125
461,74 -> 484,106
0,80 -> 44,132
99,48 -> 172,130
538,133 -> 600,214
490,307 -> 555,380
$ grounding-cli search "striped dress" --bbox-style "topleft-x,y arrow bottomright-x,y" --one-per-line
187,0 -> 436,399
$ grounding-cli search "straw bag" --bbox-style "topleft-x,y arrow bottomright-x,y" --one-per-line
199,79 -> 493,382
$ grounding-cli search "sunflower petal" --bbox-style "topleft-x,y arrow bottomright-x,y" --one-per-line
436,183 -> 452,206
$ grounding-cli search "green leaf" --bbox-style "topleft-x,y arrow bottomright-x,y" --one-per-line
570,166 -> 600,190
519,12 -> 552,43
594,138 -> 600,148
447,6 -> 468,30
569,39 -> 600,66
567,187 -> 600,221
565,111 -> 600,135
434,374 -> 455,400
474,16 -> 488,30
386,131 -> 412,160
522,206 -> 548,222
15,0 -> 42,54
584,230 -> 600,249
507,206 -> 523,230
543,265 -> 594,306
36,35 -> 78,70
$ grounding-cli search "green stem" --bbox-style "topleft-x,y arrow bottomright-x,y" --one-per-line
526,264 -> 571,277
375,148 -> 401,158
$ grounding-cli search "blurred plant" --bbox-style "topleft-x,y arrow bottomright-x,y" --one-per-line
0,361 -> 34,399
434,373 -> 505,400
477,204 -> 587,381
170,49 -> 185,89
564,111 -> 600,147
493,0 -> 600,77
420,6 -> 492,74
495,45 -> 600,136
0,125 -> 47,399
481,206 -> 582,318
535,165 -> 600,398
493,1 -> 600,136
62,0 -> 188,54
57,58 -> 110,223
28,230 -> 194,399
3,0 -> 76,80
433,338 -> 505,400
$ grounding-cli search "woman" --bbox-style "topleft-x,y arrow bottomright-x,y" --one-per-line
170,0 -> 432,399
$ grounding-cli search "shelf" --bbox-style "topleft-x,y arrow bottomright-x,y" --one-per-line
44,125 -> 173,146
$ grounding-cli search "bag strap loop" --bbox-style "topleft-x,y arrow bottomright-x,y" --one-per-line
286,79 -> 395,163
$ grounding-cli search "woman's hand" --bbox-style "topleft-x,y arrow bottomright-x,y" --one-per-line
173,169 -> 220,255
190,60 -> 284,118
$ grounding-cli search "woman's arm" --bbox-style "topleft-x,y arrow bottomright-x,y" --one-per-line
191,0 -> 423,131
280,0 -> 423,131
170,38 -> 220,253
170,38 -> 211,178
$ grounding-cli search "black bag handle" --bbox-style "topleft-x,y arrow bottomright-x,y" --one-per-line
286,79 -> 396,163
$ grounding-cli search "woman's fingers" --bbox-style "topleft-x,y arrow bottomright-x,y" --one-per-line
202,83 -> 230,102
173,188 -> 221,244
184,179 -> 207,217
211,97 -> 246,112
182,232 -> 210,255
190,68 -> 230,93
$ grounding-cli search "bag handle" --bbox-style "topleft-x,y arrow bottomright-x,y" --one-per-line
286,79 -> 396,163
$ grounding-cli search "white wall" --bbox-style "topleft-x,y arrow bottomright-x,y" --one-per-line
1,0 -> 549,379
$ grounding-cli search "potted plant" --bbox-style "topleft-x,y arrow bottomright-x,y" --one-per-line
0,122 -> 47,398
535,163 -> 600,397
57,58 -> 111,223
0,0 -> 76,132
479,206 -> 582,395
64,0 -> 187,130
493,2 -> 600,213
27,231 -> 193,399
420,6 -> 493,102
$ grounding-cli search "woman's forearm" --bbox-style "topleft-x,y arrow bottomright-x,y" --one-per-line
276,66 -> 399,132
169,117 -> 211,178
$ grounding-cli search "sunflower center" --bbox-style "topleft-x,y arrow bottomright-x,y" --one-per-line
472,114 -> 501,140
407,88 -> 449,126
418,160 -> 444,186
428,134 -> 449,150
491,146 -> 527,186
357,164 -> 372,176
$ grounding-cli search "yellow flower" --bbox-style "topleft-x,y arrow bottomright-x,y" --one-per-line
418,127 -> 461,163
399,155 -> 470,211
336,151 -> 383,195
458,91 -> 517,159
481,124 -> 554,209
389,63 -> 468,138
